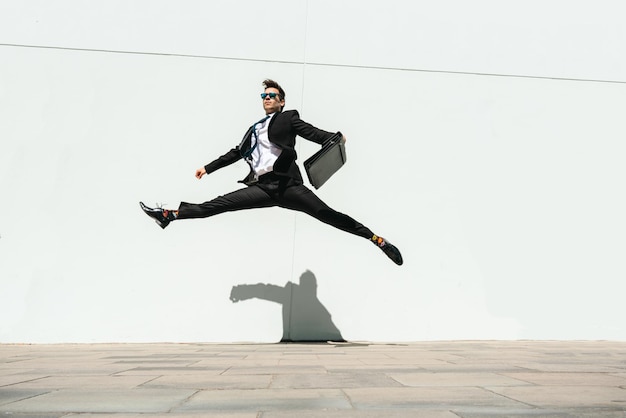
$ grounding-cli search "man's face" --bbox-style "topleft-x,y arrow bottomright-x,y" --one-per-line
262,87 -> 284,114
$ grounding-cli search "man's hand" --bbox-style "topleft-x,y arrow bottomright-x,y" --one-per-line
195,167 -> 207,179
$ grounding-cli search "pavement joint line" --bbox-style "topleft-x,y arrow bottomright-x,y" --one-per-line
0,375 -> 50,388
340,387 -> 356,409
482,386 -> 539,409
137,375 -> 163,387
494,371 -> 538,386
219,365 -> 233,376
0,389 -> 51,407
168,388 -> 202,413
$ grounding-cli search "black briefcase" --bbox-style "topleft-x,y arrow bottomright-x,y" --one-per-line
303,132 -> 346,189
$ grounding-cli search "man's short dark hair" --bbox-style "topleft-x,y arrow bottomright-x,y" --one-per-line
263,79 -> 285,107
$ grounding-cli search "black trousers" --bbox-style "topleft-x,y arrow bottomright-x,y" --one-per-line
177,173 -> 374,239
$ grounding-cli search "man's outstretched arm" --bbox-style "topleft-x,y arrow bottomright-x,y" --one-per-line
195,147 -> 242,179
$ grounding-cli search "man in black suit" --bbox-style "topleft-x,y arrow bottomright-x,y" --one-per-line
140,79 -> 403,265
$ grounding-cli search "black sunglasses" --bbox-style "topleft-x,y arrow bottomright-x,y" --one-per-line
260,92 -> 280,100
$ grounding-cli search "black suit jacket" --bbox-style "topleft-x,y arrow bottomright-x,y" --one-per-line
204,110 -> 338,185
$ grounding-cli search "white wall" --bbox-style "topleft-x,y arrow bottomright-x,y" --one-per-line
1,0 -> 625,343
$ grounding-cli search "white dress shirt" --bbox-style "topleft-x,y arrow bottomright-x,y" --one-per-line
251,113 -> 283,177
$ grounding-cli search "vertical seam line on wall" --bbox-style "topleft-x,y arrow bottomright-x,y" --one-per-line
287,0 -> 310,340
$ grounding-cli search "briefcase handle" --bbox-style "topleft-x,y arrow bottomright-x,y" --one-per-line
322,132 -> 344,147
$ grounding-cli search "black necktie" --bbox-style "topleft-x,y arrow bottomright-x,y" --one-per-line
242,115 -> 270,160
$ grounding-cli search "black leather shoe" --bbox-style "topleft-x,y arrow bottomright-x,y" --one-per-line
139,201 -> 171,229
373,236 -> 403,266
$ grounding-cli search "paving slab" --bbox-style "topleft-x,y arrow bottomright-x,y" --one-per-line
65,414 -> 257,418
8,375 -> 154,390
172,388 -> 352,412
487,385 -> 626,408
262,410 -> 459,417
500,372 -> 626,386
144,374 -> 272,390
343,386 -> 531,409
270,371 -> 403,389
388,371 -> 532,387
114,366 -> 228,376
1,388 -> 196,413
222,365 -> 327,375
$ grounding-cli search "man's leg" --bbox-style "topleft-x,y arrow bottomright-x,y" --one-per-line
277,184 -> 403,265
176,185 -> 275,219
278,184 -> 373,238
140,185 -> 276,229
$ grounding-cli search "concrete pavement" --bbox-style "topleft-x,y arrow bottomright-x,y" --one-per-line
1,341 -> 625,417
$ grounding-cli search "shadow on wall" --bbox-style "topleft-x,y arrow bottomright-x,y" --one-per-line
230,270 -> 345,342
